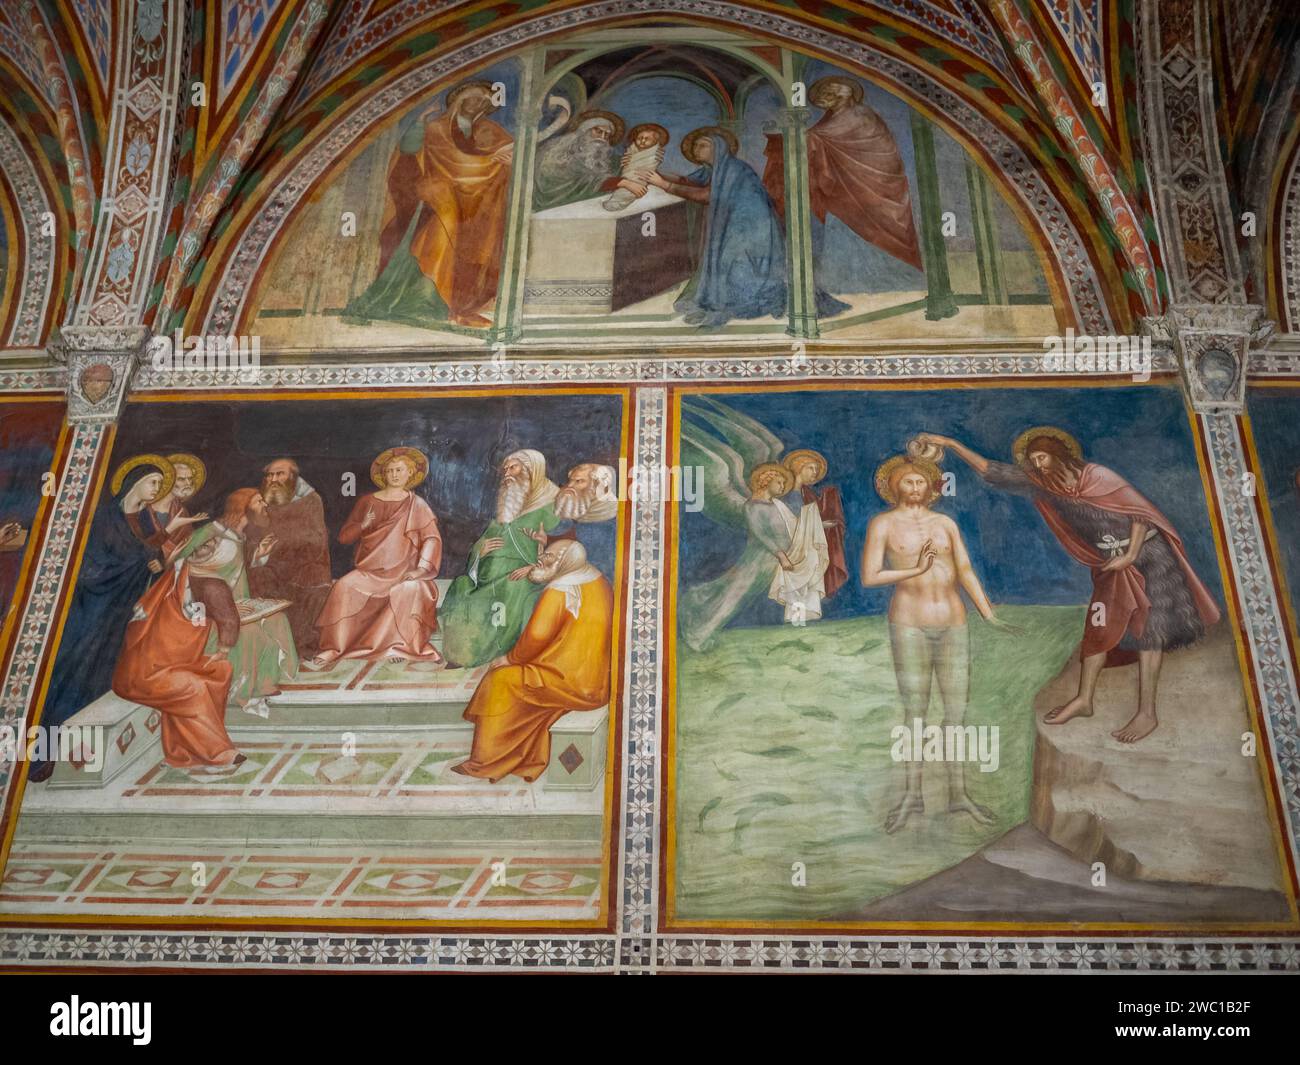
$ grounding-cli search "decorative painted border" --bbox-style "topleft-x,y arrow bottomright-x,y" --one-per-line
616,387 -> 665,956
291,0 -> 1011,112
0,367 -> 66,392
1201,412 -> 1300,863
129,351 -> 1180,393
1248,348 -> 1300,376
1137,0 -> 1242,307
76,0 -> 184,328
199,0 -> 1114,339
0,122 -> 56,347
1281,148 -> 1300,333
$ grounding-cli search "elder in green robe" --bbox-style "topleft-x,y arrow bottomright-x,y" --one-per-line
172,488 -> 299,715
532,112 -> 624,212
440,449 -> 564,668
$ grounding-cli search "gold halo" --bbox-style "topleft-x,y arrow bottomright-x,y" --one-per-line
874,455 -> 941,506
572,109 -> 626,144
809,76 -> 865,105
166,452 -> 206,494
749,461 -> 794,496
782,449 -> 828,484
370,447 -> 429,489
110,453 -> 175,499
445,80 -> 496,110
681,126 -> 740,164
626,122 -> 669,147
1012,426 -> 1083,467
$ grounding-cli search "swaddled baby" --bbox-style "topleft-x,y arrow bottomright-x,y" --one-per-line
603,123 -> 671,212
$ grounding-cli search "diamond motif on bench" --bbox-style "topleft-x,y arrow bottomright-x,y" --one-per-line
558,744 -> 583,774
116,724 -> 136,754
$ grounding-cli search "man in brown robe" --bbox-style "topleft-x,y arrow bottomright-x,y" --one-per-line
250,458 -> 333,658
763,76 -> 922,271
305,448 -> 443,668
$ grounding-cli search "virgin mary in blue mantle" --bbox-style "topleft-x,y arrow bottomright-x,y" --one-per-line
30,455 -> 175,781
661,129 -> 847,328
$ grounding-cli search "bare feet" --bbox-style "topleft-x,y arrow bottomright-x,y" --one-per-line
947,795 -> 995,825
1112,708 -> 1158,743
1044,696 -> 1093,724
884,793 -> 924,834
299,655 -> 336,673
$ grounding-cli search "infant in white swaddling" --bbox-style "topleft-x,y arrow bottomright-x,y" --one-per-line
603,124 -> 671,212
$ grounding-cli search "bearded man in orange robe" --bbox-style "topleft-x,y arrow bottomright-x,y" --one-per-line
112,564 -> 243,770
306,447 -> 444,669
344,80 -> 514,329
452,539 -> 612,783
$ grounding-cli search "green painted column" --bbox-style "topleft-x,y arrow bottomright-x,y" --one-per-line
776,104 -> 819,339
965,161 -> 1008,305
490,48 -> 544,347
909,111 -> 958,321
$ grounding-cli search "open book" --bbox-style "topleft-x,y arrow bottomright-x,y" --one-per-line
236,598 -> 292,625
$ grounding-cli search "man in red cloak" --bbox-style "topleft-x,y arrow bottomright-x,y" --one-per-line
763,76 -> 923,272
918,427 -> 1220,743
112,564 -> 244,769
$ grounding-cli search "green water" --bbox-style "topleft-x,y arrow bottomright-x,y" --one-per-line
673,605 -> 1083,920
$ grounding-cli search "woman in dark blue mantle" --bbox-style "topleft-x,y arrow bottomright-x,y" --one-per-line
647,127 -> 848,328
28,454 -> 176,782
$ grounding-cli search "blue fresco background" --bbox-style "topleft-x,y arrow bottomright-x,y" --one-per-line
677,384 -> 1225,629
1246,387 -> 1300,617
0,403 -> 63,614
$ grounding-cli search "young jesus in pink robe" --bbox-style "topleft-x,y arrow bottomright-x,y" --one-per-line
307,449 -> 444,668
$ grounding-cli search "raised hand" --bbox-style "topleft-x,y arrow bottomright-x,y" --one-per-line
361,506 -> 376,529
915,539 -> 936,574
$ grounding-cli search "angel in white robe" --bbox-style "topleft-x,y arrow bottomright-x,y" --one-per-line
678,396 -> 821,651
768,492 -> 830,624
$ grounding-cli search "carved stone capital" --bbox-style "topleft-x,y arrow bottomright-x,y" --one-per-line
1146,304 -> 1275,413
54,326 -> 153,423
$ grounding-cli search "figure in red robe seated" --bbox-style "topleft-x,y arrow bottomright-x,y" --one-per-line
306,447 -> 444,669
112,563 -> 244,770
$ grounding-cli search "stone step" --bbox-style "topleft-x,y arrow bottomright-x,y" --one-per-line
19,708 -> 609,845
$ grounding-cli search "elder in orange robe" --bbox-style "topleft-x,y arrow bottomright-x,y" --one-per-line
452,540 -> 612,783
112,564 -> 242,769
346,81 -> 513,329
308,448 -> 443,667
